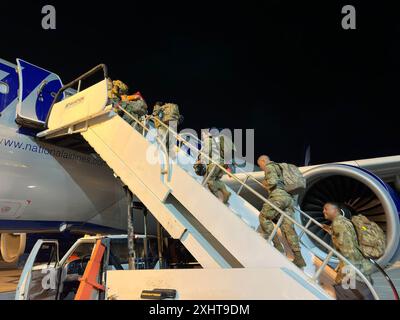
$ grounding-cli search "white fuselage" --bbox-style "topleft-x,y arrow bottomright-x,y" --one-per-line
0,59 -> 128,234
0,122 -> 128,233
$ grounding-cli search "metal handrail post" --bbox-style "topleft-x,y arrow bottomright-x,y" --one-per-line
313,251 -> 334,281
268,214 -> 285,243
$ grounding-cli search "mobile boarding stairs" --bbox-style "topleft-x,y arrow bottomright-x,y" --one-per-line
37,65 -> 379,300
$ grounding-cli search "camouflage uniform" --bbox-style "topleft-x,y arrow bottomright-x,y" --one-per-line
108,79 -> 147,129
202,135 -> 231,204
330,215 -> 375,285
258,162 -> 305,267
206,163 -> 231,204
152,103 -> 180,148
108,79 -> 128,101
119,98 -> 147,127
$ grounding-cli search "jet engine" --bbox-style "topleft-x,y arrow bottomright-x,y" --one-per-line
0,233 -> 26,264
298,164 -> 400,266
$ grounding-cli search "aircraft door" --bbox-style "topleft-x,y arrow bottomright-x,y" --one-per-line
16,59 -> 63,128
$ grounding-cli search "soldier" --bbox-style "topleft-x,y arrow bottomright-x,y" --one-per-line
322,202 -> 375,288
120,91 -> 148,130
257,155 -> 306,268
108,78 -> 128,100
108,78 -> 148,130
199,131 -> 233,204
152,102 -> 182,151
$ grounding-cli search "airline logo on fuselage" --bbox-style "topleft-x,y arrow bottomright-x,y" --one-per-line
0,61 -> 18,113
1,59 -> 63,123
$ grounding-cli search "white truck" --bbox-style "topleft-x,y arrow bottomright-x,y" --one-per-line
15,234 -> 196,300
15,234 -> 338,300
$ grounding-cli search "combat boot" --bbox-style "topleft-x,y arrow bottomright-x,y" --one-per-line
292,251 -> 306,268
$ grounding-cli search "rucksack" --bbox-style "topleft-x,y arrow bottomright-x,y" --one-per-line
351,214 -> 386,259
129,99 -> 148,117
161,103 -> 180,123
276,163 -> 306,194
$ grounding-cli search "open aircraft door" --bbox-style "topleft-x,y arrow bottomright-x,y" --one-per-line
16,59 -> 63,129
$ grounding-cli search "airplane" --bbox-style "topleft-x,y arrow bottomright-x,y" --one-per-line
1,57 -> 399,271
0,58 -> 157,265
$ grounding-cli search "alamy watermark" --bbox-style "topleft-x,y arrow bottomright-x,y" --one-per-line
41,5 -> 56,30
41,267 -> 58,290
144,122 -> 255,172
342,5 -> 356,30
41,5 -> 356,31
340,265 -> 357,289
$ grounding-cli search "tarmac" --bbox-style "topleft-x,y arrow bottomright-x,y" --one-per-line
0,267 -> 21,300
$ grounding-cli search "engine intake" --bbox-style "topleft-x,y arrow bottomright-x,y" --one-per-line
298,164 -> 400,266
0,233 -> 26,264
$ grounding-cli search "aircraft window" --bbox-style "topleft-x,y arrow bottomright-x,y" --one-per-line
0,82 -> 9,94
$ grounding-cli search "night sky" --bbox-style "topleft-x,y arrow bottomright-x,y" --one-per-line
2,1 -> 399,165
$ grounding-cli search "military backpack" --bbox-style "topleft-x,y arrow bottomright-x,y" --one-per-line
277,163 -> 306,194
161,103 -> 180,123
129,99 -> 148,117
351,214 -> 386,259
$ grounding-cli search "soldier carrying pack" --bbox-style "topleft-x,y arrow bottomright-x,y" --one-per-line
153,103 -> 182,128
351,214 -> 386,259
276,163 -> 306,195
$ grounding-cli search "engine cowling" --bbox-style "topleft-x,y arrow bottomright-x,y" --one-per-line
298,164 -> 400,266
0,233 -> 26,264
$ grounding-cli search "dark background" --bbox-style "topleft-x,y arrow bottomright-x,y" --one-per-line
1,1 -> 399,165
